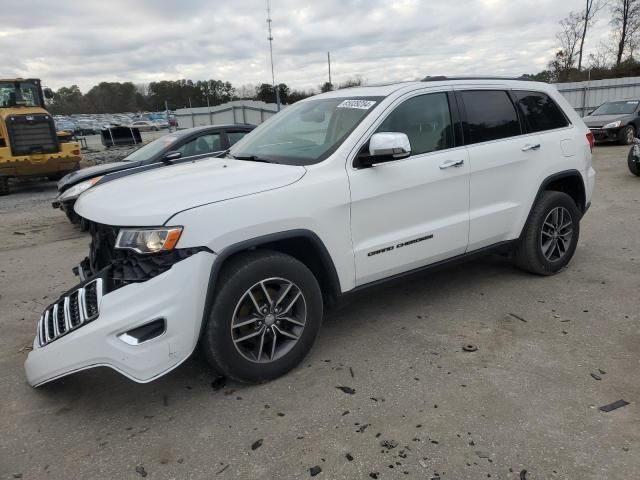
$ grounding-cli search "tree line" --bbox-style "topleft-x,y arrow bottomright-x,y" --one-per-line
526,0 -> 640,82
48,77 -> 364,115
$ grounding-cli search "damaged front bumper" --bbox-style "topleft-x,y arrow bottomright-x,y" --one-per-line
25,251 -> 215,387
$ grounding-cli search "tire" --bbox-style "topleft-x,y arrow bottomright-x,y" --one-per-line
512,191 -> 581,276
619,125 -> 635,145
201,250 -> 323,383
0,177 -> 9,196
628,147 -> 640,176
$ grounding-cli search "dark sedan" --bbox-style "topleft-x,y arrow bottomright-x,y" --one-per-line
53,124 -> 255,226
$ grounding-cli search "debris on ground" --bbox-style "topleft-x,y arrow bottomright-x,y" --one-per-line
599,400 -> 629,412
475,451 -> 490,458
336,386 -> 356,394
380,439 -> 398,450
590,373 -> 602,381
350,367 -> 354,378
520,469 -> 528,480
462,344 -> 478,352
346,453 -> 354,461
135,465 -> 148,477
216,464 -> 229,475
309,465 -> 322,476
251,439 -> 263,450
509,313 -> 527,322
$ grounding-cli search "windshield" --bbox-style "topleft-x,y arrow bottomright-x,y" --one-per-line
231,96 -> 383,165
591,100 -> 639,116
124,134 -> 181,162
0,81 -> 42,108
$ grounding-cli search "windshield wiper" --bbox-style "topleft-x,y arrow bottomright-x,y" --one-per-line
233,155 -> 274,164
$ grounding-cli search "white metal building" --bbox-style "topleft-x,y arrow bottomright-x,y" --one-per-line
555,76 -> 640,117
175,100 -> 280,129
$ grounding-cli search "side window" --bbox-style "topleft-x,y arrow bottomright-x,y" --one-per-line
460,91 -> 521,144
376,93 -> 453,155
177,133 -> 222,157
228,131 -> 249,146
513,91 -> 569,132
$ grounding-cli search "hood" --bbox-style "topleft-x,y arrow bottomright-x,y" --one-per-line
75,158 -> 306,226
583,114 -> 628,127
58,161 -> 141,191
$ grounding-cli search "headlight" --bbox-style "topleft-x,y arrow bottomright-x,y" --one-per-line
58,176 -> 103,201
603,120 -> 622,129
115,227 -> 183,254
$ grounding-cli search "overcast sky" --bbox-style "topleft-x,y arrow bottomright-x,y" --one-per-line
2,0 -> 615,93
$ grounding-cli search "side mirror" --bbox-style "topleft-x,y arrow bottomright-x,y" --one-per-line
162,150 -> 182,164
43,88 -> 54,99
355,132 -> 411,168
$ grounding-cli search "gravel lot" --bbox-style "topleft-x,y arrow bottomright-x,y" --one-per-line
0,146 -> 639,480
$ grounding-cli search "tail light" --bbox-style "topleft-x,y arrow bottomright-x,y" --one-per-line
586,132 -> 595,152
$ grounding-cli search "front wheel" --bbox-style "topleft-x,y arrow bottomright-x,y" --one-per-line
201,250 -> 323,383
512,191 -> 581,275
619,125 -> 635,145
628,147 -> 640,176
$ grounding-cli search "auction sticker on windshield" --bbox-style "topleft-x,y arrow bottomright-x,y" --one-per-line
336,100 -> 377,110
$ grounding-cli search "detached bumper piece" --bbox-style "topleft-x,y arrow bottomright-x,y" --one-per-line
37,278 -> 103,346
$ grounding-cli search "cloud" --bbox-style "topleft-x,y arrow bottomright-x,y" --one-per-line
0,0 -> 615,93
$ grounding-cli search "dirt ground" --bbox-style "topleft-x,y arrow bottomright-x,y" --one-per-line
0,146 -> 639,480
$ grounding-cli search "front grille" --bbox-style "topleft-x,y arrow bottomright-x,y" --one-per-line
6,114 -> 59,156
37,279 -> 103,346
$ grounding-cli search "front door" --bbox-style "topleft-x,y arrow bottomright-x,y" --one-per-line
348,91 -> 470,286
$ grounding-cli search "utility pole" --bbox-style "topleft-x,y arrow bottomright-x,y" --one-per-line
327,51 -> 332,88
267,0 -> 281,111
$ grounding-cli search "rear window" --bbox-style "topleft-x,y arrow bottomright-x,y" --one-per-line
460,91 -> 521,144
513,91 -> 569,133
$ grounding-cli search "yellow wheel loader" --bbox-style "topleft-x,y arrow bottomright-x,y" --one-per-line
0,78 -> 81,195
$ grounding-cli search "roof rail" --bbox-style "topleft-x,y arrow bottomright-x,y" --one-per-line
422,75 -> 541,82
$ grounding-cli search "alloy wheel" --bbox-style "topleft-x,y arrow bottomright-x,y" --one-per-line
540,206 -> 573,262
230,278 -> 307,363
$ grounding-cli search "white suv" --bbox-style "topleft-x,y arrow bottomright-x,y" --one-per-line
25,78 -> 596,386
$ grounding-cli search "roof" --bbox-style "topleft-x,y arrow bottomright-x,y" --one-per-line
312,77 -> 551,100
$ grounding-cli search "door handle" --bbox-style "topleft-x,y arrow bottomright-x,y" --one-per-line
439,159 -> 465,169
521,143 -> 541,152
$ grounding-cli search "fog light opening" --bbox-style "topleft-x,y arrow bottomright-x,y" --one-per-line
118,318 -> 166,346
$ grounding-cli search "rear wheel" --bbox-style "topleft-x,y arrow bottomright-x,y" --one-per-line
628,147 -> 640,176
0,177 -> 9,196
619,125 -> 635,145
201,250 -> 323,383
512,191 -> 580,275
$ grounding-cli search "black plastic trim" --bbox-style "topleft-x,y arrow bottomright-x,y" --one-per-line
199,229 -> 341,339
347,240 -> 515,295
519,169 -> 587,239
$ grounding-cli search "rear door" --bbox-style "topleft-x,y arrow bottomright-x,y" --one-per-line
456,89 -> 542,250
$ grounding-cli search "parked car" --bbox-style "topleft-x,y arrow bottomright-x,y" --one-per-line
583,99 -> 640,145
53,124 -> 255,226
26,77 -> 595,387
54,119 -> 79,135
628,138 -> 640,176
128,120 -> 159,132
